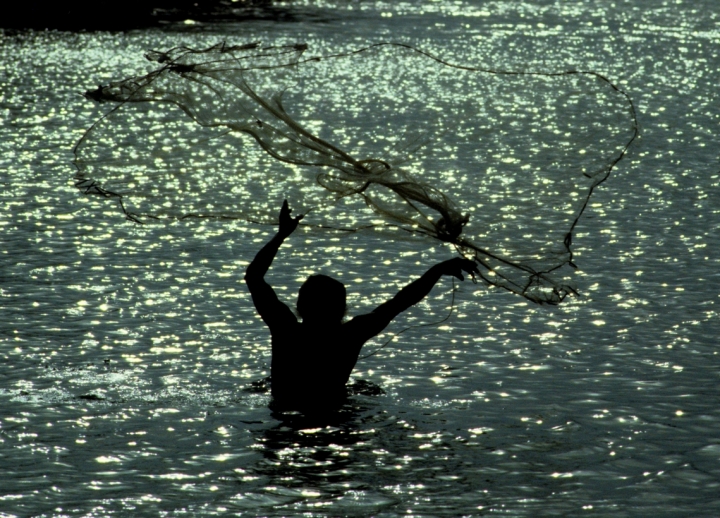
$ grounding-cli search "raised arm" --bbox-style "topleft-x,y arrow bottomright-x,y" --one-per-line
349,257 -> 478,339
245,200 -> 303,327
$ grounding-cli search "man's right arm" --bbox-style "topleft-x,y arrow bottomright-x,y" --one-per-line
348,257 -> 478,341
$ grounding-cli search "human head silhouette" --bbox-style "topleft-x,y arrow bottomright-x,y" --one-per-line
297,274 -> 346,325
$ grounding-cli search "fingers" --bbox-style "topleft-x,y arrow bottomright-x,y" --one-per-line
282,199 -> 304,220
461,258 -> 479,274
449,258 -> 479,282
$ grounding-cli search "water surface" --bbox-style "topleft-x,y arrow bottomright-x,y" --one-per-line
1,1 -> 719,516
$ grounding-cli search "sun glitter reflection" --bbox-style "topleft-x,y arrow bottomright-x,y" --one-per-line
95,455 -> 122,464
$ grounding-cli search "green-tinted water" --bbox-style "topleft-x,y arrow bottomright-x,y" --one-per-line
2,2 -> 719,516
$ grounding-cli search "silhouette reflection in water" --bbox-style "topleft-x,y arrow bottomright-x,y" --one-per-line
245,200 -> 478,414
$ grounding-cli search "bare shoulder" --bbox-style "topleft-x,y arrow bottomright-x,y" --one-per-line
343,310 -> 391,342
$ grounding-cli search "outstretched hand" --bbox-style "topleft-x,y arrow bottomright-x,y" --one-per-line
278,199 -> 303,238
438,257 -> 479,282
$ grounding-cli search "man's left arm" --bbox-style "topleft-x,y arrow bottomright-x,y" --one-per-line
244,201 -> 303,328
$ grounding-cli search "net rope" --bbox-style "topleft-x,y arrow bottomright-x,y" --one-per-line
73,41 -> 638,304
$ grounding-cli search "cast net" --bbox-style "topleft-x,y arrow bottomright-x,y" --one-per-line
73,41 -> 637,304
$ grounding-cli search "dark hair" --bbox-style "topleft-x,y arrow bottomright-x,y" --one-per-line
297,274 -> 346,323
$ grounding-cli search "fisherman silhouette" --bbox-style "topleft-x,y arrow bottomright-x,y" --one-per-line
245,200 -> 479,413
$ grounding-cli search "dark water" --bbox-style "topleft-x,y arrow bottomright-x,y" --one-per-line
2,1 -> 719,516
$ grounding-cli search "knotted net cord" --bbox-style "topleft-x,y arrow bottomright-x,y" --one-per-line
73,41 -> 638,305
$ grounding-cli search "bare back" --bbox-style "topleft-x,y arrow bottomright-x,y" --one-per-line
246,267 -> 391,410
268,317 -> 376,409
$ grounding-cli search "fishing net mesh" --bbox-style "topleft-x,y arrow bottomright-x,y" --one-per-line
73,42 -> 637,304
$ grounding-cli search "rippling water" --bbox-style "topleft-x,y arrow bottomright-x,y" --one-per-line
2,1 -> 719,516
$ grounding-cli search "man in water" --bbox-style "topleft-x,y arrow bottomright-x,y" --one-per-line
245,200 -> 478,412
